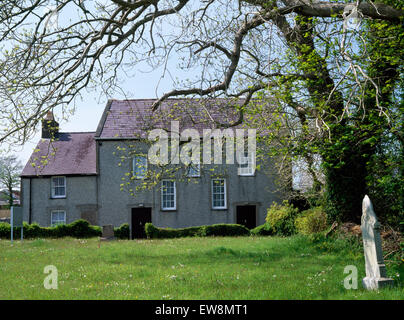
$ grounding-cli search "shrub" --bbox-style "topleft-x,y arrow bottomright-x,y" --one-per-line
91,225 -> 102,236
145,223 -> 159,238
145,223 -> 250,239
0,219 -> 101,239
53,224 -> 71,237
145,223 -> 201,239
265,201 -> 299,236
0,222 -> 10,238
199,224 -> 250,237
295,207 -> 328,235
69,219 -> 101,238
24,222 -> 42,238
251,223 -> 273,236
114,223 -> 130,239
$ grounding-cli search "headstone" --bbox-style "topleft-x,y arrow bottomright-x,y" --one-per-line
101,225 -> 114,241
361,195 -> 394,290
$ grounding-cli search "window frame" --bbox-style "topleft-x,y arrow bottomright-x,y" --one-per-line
161,180 -> 176,211
186,162 -> 201,178
211,178 -> 227,210
51,176 -> 66,199
133,155 -> 148,179
238,151 -> 255,176
50,210 -> 66,226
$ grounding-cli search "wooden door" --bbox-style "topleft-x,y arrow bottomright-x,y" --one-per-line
236,205 -> 256,229
131,207 -> 152,239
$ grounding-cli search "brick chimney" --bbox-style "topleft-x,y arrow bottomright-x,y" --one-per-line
41,111 -> 59,139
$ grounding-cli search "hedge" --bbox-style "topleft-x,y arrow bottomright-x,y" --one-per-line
0,219 -> 102,239
145,223 -> 250,239
250,223 -> 274,236
199,224 -> 250,237
114,223 -> 130,239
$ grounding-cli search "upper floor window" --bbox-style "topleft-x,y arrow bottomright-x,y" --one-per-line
212,178 -> 227,209
133,155 -> 147,179
187,163 -> 201,177
51,210 -> 66,226
51,176 -> 66,198
161,180 -> 176,210
238,152 -> 255,176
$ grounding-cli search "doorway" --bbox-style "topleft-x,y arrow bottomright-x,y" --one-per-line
131,207 -> 152,239
236,205 -> 256,229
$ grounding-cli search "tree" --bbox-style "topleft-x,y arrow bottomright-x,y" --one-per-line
0,155 -> 23,207
0,0 -> 402,222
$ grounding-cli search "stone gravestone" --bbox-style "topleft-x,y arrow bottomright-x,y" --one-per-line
361,195 -> 394,290
101,225 -> 114,241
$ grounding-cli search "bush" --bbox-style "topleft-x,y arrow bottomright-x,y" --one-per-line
114,223 -> 130,239
145,223 -> 159,238
53,223 -> 71,237
69,219 -> 101,238
145,223 -> 250,239
24,222 -> 43,238
145,223 -> 202,239
265,201 -> 299,236
0,219 -> 101,239
295,207 -> 328,235
199,224 -> 250,237
0,222 -> 10,238
251,223 -> 274,236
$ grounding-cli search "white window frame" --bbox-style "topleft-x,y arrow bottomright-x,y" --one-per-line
238,151 -> 255,176
161,180 -> 176,210
211,178 -> 227,209
51,210 -> 66,226
187,162 -> 201,177
51,176 -> 66,198
133,155 -> 148,179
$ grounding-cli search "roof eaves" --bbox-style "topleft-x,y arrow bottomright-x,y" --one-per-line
94,136 -> 142,141
20,173 -> 98,178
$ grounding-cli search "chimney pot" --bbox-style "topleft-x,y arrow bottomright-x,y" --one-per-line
42,111 -> 59,139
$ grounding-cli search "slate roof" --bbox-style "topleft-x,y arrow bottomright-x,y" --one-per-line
21,132 -> 97,177
22,98 -> 270,177
95,98 -> 248,139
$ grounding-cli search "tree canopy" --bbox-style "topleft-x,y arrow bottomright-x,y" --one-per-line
0,0 -> 402,223
0,1 -> 401,143
0,155 -> 22,207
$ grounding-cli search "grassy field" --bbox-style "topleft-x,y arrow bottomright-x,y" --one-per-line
0,236 -> 402,299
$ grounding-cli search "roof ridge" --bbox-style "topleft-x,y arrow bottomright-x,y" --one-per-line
109,97 -> 242,102
58,131 -> 95,134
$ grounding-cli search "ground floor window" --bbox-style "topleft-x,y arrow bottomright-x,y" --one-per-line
51,210 -> 66,226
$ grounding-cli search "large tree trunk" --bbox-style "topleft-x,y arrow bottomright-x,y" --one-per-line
324,139 -> 374,223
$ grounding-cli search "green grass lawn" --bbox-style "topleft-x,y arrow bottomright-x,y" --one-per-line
0,236 -> 402,299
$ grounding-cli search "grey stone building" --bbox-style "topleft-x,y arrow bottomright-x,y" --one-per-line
21,99 -> 284,238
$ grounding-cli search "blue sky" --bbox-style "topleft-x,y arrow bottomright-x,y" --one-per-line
14,1 -> 200,166
16,59 -> 193,165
